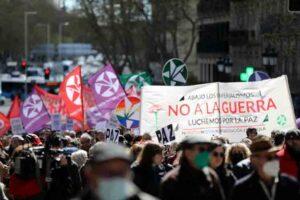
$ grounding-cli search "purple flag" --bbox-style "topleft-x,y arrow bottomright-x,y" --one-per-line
21,89 -> 51,133
88,64 -> 126,119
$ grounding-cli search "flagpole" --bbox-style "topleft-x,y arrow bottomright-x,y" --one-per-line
80,66 -> 85,132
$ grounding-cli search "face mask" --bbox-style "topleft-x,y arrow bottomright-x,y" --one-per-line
231,153 -> 244,165
263,160 -> 280,177
97,178 -> 136,200
194,151 -> 210,169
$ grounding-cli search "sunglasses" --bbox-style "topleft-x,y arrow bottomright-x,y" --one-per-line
212,152 -> 225,158
196,146 -> 210,152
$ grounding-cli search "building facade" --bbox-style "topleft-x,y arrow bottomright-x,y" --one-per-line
196,0 -> 300,96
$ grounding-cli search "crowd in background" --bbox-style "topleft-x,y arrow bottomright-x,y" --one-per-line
0,127 -> 298,200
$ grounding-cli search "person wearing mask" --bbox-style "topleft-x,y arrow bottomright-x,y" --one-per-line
230,135 -> 300,200
277,129 -> 300,182
131,142 -> 165,197
73,142 -> 157,200
226,143 -> 251,169
227,143 -> 252,179
210,143 -> 236,199
161,135 -> 225,200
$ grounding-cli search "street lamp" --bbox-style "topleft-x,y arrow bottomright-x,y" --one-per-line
58,22 -> 69,61
36,23 -> 51,61
24,11 -> 37,97
216,57 -> 232,82
224,57 -> 233,74
217,57 -> 225,72
262,46 -> 278,76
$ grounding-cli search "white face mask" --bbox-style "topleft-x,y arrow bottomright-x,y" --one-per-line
97,178 -> 136,200
262,160 -> 280,177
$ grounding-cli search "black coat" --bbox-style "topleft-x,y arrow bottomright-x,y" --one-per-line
132,164 -> 169,197
232,158 -> 253,179
230,172 -> 300,200
216,167 -> 236,199
160,158 -> 225,200
45,162 -> 82,200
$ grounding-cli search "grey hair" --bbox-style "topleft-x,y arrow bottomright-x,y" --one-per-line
71,150 -> 88,168
80,133 -> 93,141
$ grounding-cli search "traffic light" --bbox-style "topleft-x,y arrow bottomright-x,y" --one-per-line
289,0 -> 300,12
21,60 -> 27,70
44,68 -> 51,80
240,66 -> 254,82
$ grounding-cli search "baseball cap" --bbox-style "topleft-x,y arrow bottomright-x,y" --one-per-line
89,142 -> 131,164
179,135 -> 217,150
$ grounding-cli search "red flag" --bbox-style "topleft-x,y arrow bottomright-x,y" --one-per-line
0,112 -> 10,136
35,85 -> 67,116
7,96 -> 21,119
59,66 -> 84,122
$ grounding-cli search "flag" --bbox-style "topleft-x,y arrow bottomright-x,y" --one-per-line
59,66 -> 84,122
35,85 -> 67,116
7,96 -> 21,119
20,89 -> 51,133
88,64 -> 126,120
82,85 -> 108,129
119,72 -> 152,96
0,112 -> 10,136
7,96 -> 25,135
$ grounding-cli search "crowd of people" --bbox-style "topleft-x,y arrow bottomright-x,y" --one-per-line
0,127 -> 298,200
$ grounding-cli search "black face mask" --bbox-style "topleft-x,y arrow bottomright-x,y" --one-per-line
230,153 -> 244,165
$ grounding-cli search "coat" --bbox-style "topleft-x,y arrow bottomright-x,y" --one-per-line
160,158 -> 225,200
277,146 -> 300,181
216,167 -> 236,199
232,158 -> 253,179
230,172 -> 300,200
132,164 -> 170,197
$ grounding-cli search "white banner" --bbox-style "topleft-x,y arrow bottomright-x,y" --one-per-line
140,76 -> 296,142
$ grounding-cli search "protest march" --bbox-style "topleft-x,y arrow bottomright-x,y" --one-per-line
0,61 -> 299,200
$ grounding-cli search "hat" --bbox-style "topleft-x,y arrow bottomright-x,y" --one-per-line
179,135 -> 217,150
285,129 -> 300,140
250,135 -> 280,155
89,142 -> 131,164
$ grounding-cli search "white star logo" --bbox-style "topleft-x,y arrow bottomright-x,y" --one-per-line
22,94 -> 43,118
66,75 -> 82,105
163,60 -> 187,85
95,71 -> 119,97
